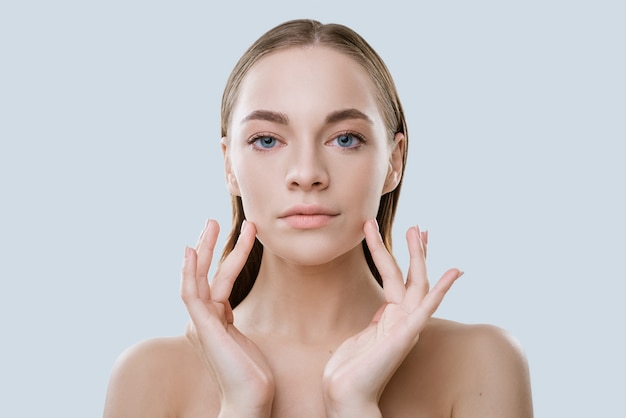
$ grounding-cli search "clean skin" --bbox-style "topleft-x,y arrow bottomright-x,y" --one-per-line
103,45 -> 533,418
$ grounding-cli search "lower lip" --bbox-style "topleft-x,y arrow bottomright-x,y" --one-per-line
280,214 -> 337,229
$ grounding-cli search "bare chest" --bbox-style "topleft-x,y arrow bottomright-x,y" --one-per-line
176,342 -> 451,418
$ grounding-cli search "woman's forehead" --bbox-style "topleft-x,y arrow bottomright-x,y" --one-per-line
231,46 -> 383,126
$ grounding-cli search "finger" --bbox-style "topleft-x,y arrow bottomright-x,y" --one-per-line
405,225 -> 429,307
210,220 -> 257,302
195,219 -> 219,277
409,269 -> 463,329
421,230 -> 428,259
195,219 -> 220,301
363,219 -> 405,304
181,246 -> 198,299
182,244 -> 231,332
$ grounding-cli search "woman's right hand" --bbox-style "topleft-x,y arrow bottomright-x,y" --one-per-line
181,219 -> 274,418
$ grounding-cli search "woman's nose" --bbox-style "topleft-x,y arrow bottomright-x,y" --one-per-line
285,146 -> 329,191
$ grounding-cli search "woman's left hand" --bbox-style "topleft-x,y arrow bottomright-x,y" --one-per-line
322,220 -> 463,418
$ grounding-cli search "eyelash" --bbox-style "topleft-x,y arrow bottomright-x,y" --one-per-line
328,130 -> 366,150
246,130 -> 367,151
247,132 -> 284,151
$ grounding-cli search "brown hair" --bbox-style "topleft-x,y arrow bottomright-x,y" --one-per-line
220,19 -> 409,308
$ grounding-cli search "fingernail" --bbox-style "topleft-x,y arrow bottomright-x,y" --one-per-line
371,219 -> 379,231
241,219 -> 247,233
185,246 -> 192,258
457,270 -> 465,279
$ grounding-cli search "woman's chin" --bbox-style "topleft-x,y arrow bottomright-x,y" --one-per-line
260,236 -> 364,269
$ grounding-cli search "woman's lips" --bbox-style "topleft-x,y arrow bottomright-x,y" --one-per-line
278,205 -> 339,229
280,214 -> 337,229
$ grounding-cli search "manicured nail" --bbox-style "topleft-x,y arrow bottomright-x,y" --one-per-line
241,219 -> 247,233
185,246 -> 192,258
457,270 -> 465,279
371,219 -> 379,231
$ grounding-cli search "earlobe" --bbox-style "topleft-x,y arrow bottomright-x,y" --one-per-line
222,136 -> 241,196
382,132 -> 405,194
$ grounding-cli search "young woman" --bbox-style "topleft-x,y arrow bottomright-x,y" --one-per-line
103,19 -> 533,417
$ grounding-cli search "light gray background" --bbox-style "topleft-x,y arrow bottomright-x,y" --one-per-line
1,1 -> 624,417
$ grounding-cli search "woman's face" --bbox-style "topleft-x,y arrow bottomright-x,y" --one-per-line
224,46 -> 403,266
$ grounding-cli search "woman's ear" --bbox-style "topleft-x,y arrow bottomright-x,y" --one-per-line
382,132 -> 405,194
222,137 -> 241,196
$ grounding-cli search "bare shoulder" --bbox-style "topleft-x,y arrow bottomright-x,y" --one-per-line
103,336 -> 214,418
426,318 -> 534,417
381,318 -> 532,417
423,317 -> 528,362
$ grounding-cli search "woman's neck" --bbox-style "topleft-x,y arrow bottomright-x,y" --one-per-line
233,243 -> 385,345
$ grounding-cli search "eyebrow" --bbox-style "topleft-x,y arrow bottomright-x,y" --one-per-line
240,108 -> 373,126
325,108 -> 373,125
241,110 -> 289,125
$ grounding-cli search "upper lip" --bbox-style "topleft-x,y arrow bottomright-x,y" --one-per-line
278,204 -> 339,218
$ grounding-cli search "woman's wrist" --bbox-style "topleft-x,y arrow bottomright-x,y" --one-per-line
324,402 -> 382,418
218,402 -> 273,418
323,373 -> 382,418
219,389 -> 274,418
324,393 -> 381,418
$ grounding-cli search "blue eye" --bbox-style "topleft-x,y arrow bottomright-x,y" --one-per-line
253,136 -> 278,149
331,133 -> 362,149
